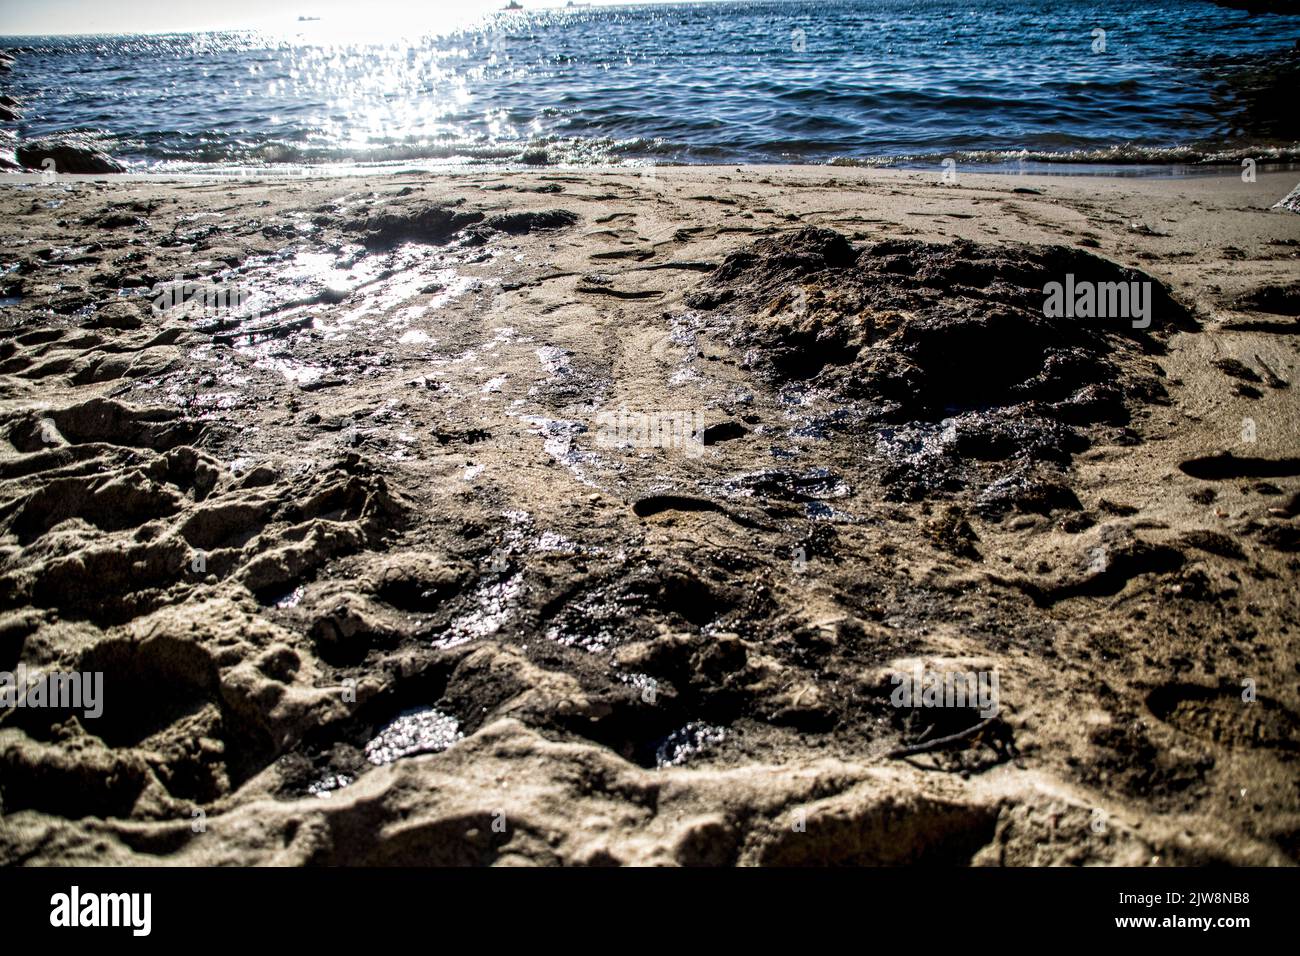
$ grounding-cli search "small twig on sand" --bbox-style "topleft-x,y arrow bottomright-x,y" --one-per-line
886,717 -> 997,759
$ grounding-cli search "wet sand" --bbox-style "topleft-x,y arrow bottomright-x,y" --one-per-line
0,165 -> 1297,865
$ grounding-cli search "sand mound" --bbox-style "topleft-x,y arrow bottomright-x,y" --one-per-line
691,228 -> 1195,508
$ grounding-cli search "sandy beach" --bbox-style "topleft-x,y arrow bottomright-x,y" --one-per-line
0,164 -> 1297,866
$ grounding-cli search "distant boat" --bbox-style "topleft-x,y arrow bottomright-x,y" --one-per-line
503,2 -> 523,9
298,15 -> 320,21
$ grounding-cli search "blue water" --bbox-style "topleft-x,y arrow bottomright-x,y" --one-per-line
1,0 -> 1298,170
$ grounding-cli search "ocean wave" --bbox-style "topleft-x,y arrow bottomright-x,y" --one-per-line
827,143 -> 1300,169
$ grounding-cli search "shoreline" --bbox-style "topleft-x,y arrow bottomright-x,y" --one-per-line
5,157 -> 1300,184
